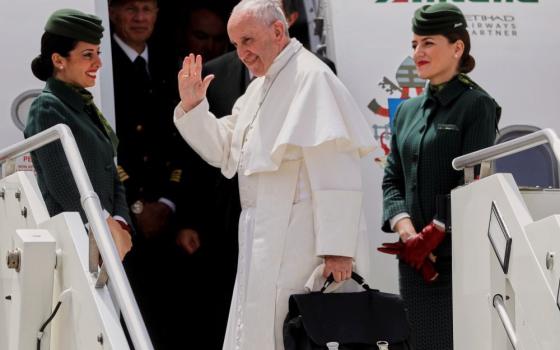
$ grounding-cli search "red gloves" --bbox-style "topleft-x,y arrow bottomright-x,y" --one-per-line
378,221 -> 446,283
378,241 -> 439,283
401,221 -> 446,269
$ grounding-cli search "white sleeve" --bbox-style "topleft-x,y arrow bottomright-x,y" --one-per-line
174,98 -> 239,168
389,213 -> 411,232
302,140 -> 363,258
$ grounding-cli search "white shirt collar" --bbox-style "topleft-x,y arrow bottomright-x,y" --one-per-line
113,33 -> 149,64
265,38 -> 302,79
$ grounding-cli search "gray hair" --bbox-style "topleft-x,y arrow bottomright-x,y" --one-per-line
232,0 -> 289,36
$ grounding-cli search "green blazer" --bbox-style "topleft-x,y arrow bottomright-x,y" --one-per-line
24,78 -> 131,225
382,75 -> 499,234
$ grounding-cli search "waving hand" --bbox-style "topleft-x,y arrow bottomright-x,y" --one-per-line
178,54 -> 215,112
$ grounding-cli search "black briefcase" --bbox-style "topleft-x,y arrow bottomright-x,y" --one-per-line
283,272 -> 413,350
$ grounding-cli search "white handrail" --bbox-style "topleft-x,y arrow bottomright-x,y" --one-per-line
493,294 -> 518,350
0,124 -> 153,350
452,128 -> 560,171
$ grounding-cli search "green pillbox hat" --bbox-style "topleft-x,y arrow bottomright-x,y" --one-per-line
412,4 -> 467,36
45,9 -> 104,44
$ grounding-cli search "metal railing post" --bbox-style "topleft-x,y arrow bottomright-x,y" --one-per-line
0,124 -> 153,350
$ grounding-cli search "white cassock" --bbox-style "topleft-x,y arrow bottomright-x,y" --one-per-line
174,39 -> 375,350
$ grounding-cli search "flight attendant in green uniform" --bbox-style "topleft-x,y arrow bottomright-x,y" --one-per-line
379,4 -> 501,350
25,9 -> 132,260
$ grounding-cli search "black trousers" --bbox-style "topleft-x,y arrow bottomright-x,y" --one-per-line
123,234 -> 212,349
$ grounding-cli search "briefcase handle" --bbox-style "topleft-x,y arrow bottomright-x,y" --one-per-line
321,272 -> 372,293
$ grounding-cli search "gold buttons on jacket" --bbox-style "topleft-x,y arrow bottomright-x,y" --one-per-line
170,169 -> 182,183
117,165 -> 130,182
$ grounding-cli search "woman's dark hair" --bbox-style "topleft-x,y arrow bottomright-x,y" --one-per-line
31,32 -> 78,81
444,29 -> 475,74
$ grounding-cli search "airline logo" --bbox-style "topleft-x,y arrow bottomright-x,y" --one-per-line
467,15 -> 518,37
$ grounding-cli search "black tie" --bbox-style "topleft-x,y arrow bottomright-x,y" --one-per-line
133,56 -> 150,84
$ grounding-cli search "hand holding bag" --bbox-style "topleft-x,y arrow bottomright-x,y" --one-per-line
283,272 -> 413,350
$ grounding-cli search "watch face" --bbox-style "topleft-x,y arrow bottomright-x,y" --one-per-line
131,200 -> 144,214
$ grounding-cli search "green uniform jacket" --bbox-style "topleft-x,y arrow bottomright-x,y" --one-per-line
382,75 -> 499,239
24,78 -> 131,225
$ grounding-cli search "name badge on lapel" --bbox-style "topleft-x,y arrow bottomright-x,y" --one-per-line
437,123 -> 459,131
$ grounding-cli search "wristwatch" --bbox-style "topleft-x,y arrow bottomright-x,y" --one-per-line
131,200 -> 144,214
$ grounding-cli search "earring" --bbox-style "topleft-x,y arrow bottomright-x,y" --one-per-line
454,54 -> 459,59
59,66 -> 64,69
